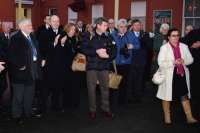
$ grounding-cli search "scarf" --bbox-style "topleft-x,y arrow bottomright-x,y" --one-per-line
170,42 -> 185,76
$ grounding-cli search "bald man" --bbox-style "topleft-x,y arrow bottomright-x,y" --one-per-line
107,18 -> 117,34
37,15 -> 65,113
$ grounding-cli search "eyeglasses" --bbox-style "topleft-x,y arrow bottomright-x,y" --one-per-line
171,34 -> 180,37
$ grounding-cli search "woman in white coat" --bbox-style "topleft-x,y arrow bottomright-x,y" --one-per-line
157,28 -> 198,124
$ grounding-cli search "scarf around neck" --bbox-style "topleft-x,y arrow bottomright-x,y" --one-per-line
169,42 -> 185,76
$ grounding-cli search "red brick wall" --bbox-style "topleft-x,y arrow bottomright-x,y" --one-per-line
0,0 -> 15,30
119,0 -> 131,19
0,0 -> 184,32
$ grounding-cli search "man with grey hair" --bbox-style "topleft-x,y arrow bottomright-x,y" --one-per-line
185,25 -> 193,36
110,18 -> 133,109
159,23 -> 170,36
153,23 -> 170,59
7,19 -> 41,124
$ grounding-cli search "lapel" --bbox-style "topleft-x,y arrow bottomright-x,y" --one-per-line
166,42 -> 175,61
19,31 -> 30,48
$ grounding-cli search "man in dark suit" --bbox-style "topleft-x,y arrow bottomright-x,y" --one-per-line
180,28 -> 200,117
41,15 -> 64,112
128,19 -> 153,103
0,22 -> 11,58
0,22 -> 11,113
36,15 -> 51,60
7,19 -> 41,124
107,18 -> 117,35
35,15 -> 51,115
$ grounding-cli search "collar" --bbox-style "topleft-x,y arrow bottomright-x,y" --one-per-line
95,30 -> 103,36
118,32 -> 125,37
53,29 -> 58,34
45,24 -> 50,29
4,32 -> 9,37
21,30 -> 30,38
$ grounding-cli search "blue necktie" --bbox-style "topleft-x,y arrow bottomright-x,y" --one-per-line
27,36 -> 37,61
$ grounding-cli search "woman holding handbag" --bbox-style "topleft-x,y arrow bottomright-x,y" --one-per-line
156,28 -> 198,124
59,23 -> 82,111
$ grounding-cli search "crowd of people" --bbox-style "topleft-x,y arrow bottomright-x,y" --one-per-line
0,15 -> 200,125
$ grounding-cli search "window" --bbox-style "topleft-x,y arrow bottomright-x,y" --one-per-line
92,5 -> 103,24
183,0 -> 200,32
49,8 -> 57,16
131,1 -> 146,30
68,7 -> 78,23
15,0 -> 33,5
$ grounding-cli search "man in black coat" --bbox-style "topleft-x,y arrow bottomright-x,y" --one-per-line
40,15 -> 64,112
128,19 -> 153,103
35,15 -> 52,115
0,22 -> 10,59
0,22 -> 11,113
36,15 -> 51,60
7,19 -> 41,124
81,17 -> 117,119
180,28 -> 200,117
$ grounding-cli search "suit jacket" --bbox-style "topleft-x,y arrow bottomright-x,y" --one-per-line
7,30 -> 42,84
41,26 -> 68,88
180,29 -> 200,66
0,32 -> 9,60
130,31 -> 153,67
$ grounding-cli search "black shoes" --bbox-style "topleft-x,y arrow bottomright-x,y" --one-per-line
89,110 -> 114,120
89,112 -> 96,120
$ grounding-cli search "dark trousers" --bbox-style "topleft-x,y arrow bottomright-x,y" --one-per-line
110,64 -> 130,111
189,65 -> 200,117
36,79 -> 50,114
51,87 -> 62,111
63,72 -> 81,109
0,71 -> 7,99
128,64 -> 145,100
12,83 -> 35,118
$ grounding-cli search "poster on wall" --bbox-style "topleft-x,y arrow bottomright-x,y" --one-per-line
153,10 -> 172,33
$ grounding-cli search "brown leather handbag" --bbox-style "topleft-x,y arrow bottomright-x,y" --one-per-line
71,53 -> 86,72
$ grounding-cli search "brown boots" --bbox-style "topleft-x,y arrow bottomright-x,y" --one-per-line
162,100 -> 198,124
181,100 -> 198,124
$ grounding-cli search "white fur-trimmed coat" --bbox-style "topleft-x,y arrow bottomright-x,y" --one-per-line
156,42 -> 193,101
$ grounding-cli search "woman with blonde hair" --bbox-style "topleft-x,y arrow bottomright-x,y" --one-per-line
61,23 -> 82,110
157,28 -> 198,124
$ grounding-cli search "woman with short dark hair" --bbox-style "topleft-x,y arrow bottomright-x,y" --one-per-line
156,28 -> 198,124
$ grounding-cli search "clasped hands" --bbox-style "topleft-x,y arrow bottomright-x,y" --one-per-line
174,58 -> 184,65
96,48 -> 109,59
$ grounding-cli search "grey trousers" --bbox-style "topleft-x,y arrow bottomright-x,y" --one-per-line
87,70 -> 110,112
12,83 -> 35,118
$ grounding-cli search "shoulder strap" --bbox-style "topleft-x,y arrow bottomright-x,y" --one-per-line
112,60 -> 118,74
